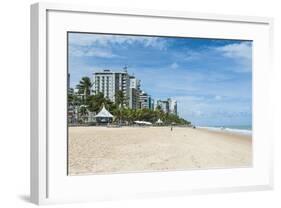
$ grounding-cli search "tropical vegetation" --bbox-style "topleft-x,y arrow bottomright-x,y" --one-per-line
68,76 -> 191,125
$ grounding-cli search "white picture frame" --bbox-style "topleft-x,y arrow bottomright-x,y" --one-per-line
30,2 -> 274,205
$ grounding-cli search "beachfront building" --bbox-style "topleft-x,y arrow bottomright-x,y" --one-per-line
156,100 -> 169,113
92,68 -> 145,109
168,98 -> 178,115
68,87 -> 86,124
156,98 -> 177,115
150,99 -> 155,110
128,76 -> 141,109
92,69 -> 130,105
139,91 -> 153,109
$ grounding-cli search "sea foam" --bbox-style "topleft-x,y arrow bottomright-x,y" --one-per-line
198,126 -> 252,136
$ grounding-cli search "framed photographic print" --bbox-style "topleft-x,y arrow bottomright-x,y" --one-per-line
30,2 -> 274,205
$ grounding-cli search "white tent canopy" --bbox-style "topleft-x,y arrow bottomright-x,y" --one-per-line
134,120 -> 152,125
95,105 -> 113,118
156,118 -> 163,124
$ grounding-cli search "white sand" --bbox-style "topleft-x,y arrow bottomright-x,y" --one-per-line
68,126 -> 252,175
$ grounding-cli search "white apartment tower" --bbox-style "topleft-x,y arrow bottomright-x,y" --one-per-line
156,100 -> 169,113
92,69 -> 130,104
156,98 -> 177,115
139,91 -> 152,109
129,76 -> 140,109
168,98 -> 177,115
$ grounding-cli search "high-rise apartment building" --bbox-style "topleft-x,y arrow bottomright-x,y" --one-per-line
92,69 -> 177,114
128,76 -> 140,109
139,91 -> 152,109
156,98 -> 177,115
156,100 -> 169,113
168,98 -> 177,115
92,69 -> 130,105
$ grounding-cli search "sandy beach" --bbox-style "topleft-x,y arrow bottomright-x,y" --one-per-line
68,126 -> 252,175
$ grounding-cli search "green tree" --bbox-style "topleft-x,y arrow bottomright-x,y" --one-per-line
86,92 -> 118,117
113,108 -> 123,124
76,77 -> 92,103
87,92 -> 106,112
115,90 -> 127,108
79,105 -> 88,123
156,105 -> 162,111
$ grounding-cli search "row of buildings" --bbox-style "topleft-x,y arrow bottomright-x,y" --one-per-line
91,68 -> 177,115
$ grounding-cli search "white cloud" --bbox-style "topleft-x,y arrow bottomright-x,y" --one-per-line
215,41 -> 252,60
69,33 -> 167,50
184,50 -> 202,61
142,37 -> 167,50
170,62 -> 179,69
214,95 -> 222,100
69,45 -> 119,58
212,41 -> 252,73
172,49 -> 202,62
172,41 -> 252,73
173,94 -> 251,126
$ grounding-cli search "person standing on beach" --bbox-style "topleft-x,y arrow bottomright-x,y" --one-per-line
171,122 -> 175,131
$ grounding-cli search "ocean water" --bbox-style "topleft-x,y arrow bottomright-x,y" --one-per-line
199,125 -> 252,136
215,125 -> 252,130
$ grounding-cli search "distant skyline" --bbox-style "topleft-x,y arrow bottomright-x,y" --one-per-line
68,32 -> 252,126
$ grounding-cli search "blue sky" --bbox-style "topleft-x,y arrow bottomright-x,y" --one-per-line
68,32 -> 252,126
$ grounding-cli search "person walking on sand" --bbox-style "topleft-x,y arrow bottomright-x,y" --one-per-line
171,122 -> 175,131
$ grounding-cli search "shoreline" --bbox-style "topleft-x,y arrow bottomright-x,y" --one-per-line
68,124 -> 252,136
68,126 -> 252,175
197,126 -> 252,137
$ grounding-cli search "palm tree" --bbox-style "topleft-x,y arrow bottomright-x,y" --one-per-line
115,90 -> 127,108
156,105 -> 162,111
87,92 -> 108,113
79,105 -> 88,123
113,108 -> 123,125
76,77 -> 92,103
127,109 -> 135,124
122,108 -> 134,125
